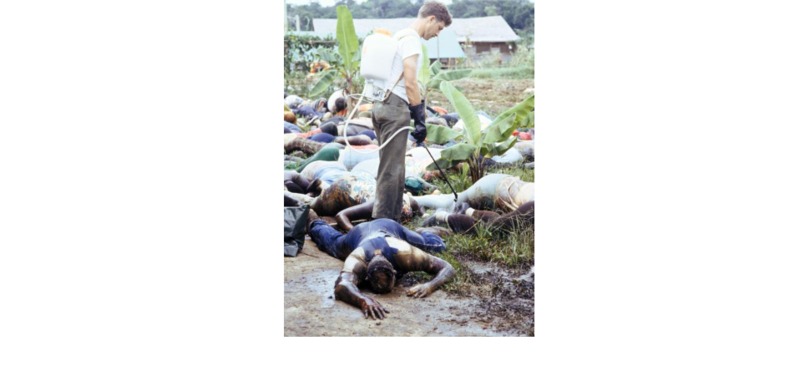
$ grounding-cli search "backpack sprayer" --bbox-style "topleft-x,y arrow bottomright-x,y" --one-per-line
342,30 -> 412,154
340,30 -> 458,201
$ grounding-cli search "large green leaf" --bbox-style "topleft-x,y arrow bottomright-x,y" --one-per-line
482,111 -> 516,144
441,143 -> 478,162
522,111 -> 534,128
429,69 -> 472,90
493,94 -> 534,129
308,69 -> 338,98
426,123 -> 461,145
335,6 -> 358,73
440,81 -> 482,147
425,143 -> 476,171
425,157 -> 458,171
430,60 -> 442,76
485,135 -> 518,158
419,44 -> 431,87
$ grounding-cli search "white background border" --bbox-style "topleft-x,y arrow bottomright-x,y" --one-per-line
2,0 -> 799,374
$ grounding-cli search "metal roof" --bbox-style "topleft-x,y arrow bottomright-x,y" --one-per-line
449,16 -> 521,43
311,18 -> 466,59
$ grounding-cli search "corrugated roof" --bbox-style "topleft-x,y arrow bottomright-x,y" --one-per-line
449,16 -> 521,43
312,18 -> 465,59
313,16 -> 520,44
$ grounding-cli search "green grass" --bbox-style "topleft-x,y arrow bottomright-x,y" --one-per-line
428,164 -> 472,194
407,211 -> 428,229
468,66 -> 534,80
490,165 -> 534,183
438,250 -> 478,294
443,220 -> 534,270
421,166 -> 534,286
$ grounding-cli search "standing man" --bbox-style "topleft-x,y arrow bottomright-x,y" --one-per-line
371,1 -> 452,222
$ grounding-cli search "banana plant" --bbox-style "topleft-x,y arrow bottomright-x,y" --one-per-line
426,80 -> 535,183
308,5 -> 362,100
419,44 -> 472,99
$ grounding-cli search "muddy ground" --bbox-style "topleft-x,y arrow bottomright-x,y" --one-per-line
284,232 -> 534,337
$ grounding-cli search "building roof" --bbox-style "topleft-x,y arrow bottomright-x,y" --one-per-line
311,18 -> 465,59
449,16 -> 521,43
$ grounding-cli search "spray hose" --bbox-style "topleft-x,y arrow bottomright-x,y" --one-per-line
340,88 -> 458,203
341,90 -> 412,154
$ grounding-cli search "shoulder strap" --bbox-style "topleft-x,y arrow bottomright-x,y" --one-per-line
383,32 -> 417,102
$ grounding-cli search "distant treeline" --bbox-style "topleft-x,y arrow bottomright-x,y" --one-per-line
286,0 -> 534,33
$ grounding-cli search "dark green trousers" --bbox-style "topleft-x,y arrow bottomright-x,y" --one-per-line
371,93 -> 410,221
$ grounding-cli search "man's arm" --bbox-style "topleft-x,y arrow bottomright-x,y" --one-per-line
396,248 -> 455,298
402,55 -> 421,106
334,201 -> 374,232
333,255 -> 390,319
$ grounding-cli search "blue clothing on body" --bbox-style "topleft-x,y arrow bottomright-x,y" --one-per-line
308,132 -> 337,143
442,113 -> 460,127
309,218 -> 445,260
284,121 -> 302,134
359,130 -> 376,140
294,105 -> 324,120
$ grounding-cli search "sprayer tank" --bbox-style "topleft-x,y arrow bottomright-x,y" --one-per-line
360,33 -> 397,86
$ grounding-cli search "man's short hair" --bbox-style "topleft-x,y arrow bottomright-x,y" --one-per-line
367,255 -> 396,294
419,1 -> 452,27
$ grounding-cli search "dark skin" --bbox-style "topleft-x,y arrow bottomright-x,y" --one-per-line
335,199 -> 424,232
333,246 -> 455,320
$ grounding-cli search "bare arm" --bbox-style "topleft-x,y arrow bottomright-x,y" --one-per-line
402,55 -> 421,106
334,201 -> 374,232
333,256 -> 389,319
396,248 -> 455,298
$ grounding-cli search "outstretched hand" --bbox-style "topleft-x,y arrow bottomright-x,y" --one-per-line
406,283 -> 433,298
360,296 -> 389,320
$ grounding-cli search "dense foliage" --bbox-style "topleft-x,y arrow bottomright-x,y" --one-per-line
284,33 -> 338,76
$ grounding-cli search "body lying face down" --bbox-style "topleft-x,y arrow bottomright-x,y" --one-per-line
334,233 -> 455,320
308,218 -> 454,320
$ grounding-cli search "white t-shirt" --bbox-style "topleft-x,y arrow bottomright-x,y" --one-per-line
388,28 -> 423,104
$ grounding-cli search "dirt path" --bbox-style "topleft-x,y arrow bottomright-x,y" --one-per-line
284,238 -> 528,337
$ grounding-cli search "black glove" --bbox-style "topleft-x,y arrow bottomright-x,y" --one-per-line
409,102 -> 427,145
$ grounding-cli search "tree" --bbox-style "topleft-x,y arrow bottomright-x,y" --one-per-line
448,0 -> 534,33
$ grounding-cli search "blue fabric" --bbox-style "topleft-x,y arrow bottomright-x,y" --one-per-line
284,121 -> 302,133
361,239 -> 400,268
419,232 -> 445,253
308,218 -> 446,261
319,121 -> 340,136
358,130 -> 376,140
295,105 -> 324,119
309,132 -> 336,143
308,219 -> 349,259
443,113 -> 459,127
